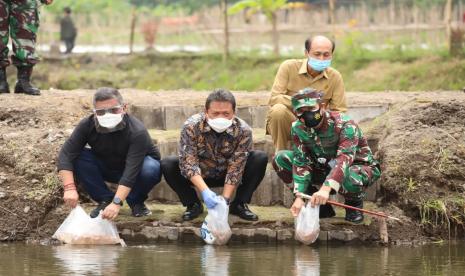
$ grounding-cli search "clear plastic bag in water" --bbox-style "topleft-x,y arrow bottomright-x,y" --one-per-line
295,203 -> 320,245
200,196 -> 232,245
53,205 -> 124,245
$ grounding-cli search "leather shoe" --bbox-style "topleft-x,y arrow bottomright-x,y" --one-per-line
182,202 -> 203,221
230,203 -> 258,221
344,199 -> 364,224
319,203 -> 336,218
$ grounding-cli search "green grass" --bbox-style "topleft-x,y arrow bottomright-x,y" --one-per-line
33,49 -> 465,92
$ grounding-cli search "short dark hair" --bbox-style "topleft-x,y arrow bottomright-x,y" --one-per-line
205,88 -> 236,111
64,7 -> 71,14
93,87 -> 123,107
305,36 -> 336,53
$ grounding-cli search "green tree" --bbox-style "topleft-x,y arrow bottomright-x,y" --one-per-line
228,0 -> 290,56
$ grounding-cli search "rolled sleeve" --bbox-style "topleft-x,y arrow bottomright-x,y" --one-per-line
179,124 -> 201,180
225,129 -> 252,186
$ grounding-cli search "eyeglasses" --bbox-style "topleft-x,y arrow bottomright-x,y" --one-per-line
93,105 -> 123,116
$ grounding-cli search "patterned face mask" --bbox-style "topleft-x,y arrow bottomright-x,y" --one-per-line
301,109 -> 322,128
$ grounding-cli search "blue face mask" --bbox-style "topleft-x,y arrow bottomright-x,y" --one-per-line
307,58 -> 331,72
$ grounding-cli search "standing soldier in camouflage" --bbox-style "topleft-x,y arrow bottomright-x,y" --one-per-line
272,88 -> 381,223
0,0 -> 53,96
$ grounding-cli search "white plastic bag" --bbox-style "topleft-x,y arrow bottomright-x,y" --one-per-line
200,196 -> 232,245
295,203 -> 320,245
53,205 -> 124,245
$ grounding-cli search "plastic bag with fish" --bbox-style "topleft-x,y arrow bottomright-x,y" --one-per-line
53,205 -> 124,245
200,196 -> 232,245
295,203 -> 320,245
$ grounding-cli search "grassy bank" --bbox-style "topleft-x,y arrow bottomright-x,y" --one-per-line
29,50 -> 465,92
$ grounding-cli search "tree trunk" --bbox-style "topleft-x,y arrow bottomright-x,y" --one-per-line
222,0 -> 229,62
389,0 -> 395,25
328,0 -> 336,25
271,12 -> 279,56
129,7 -> 137,54
444,0 -> 453,50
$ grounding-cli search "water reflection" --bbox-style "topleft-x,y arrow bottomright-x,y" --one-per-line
53,245 -> 121,276
294,247 -> 320,276
201,246 -> 231,276
0,243 -> 464,275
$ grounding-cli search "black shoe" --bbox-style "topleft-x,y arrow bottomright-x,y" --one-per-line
90,201 -> 111,218
0,67 -> 9,94
14,66 -> 40,96
182,202 -> 203,221
344,199 -> 364,224
130,203 -> 152,217
319,203 -> 336,218
230,203 -> 258,221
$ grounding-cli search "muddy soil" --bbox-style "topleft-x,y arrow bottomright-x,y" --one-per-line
1,89 -> 464,244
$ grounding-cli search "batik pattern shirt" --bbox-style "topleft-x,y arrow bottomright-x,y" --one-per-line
179,113 -> 252,186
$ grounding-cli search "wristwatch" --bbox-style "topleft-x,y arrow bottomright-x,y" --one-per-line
112,196 -> 123,206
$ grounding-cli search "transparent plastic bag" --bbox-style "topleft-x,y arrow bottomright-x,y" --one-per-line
200,196 -> 232,245
295,203 -> 320,245
53,205 -> 124,245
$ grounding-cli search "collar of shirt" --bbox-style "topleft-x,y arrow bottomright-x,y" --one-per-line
298,58 -> 329,80
199,113 -> 237,136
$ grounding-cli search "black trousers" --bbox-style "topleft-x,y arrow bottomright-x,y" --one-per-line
161,150 -> 268,206
63,38 -> 75,54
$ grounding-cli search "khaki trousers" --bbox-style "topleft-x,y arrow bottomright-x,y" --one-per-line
266,104 -> 297,152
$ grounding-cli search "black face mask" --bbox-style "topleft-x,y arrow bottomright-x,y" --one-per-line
301,109 -> 322,128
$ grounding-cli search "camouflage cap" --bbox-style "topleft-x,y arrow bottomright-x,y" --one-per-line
291,88 -> 323,115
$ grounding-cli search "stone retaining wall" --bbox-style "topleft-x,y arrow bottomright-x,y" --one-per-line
119,225 -> 359,244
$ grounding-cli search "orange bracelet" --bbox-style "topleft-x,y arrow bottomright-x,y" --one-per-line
64,182 -> 76,191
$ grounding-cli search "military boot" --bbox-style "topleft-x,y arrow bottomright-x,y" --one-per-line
0,67 -> 9,94
344,199 -> 364,224
14,66 -> 40,96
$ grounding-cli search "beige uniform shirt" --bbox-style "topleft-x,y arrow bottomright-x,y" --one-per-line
268,59 -> 347,112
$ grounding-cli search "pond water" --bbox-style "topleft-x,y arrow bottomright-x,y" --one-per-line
1,243 -> 464,275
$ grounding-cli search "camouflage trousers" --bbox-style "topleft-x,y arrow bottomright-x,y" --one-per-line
272,150 -> 381,200
0,0 -> 40,68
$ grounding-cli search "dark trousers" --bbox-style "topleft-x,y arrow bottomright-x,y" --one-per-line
74,148 -> 162,206
63,38 -> 75,54
161,150 -> 268,206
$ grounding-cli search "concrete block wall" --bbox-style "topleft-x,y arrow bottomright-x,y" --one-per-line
132,104 -> 387,206
130,104 -> 388,130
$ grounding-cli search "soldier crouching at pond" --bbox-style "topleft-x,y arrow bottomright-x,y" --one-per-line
57,87 -> 162,219
161,89 -> 268,221
273,88 -> 381,223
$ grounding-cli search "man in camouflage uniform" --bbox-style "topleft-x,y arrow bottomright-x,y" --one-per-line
0,0 -> 53,96
272,88 -> 381,223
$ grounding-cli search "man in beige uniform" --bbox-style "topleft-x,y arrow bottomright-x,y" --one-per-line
266,35 -> 347,151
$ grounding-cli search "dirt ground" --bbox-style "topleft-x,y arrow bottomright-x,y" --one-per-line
1,89 -> 464,243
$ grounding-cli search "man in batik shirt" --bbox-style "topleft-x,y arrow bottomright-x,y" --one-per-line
273,88 -> 380,223
162,89 -> 268,221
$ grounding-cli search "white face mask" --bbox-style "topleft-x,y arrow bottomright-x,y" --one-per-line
207,117 -> 233,133
96,113 -> 123,129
